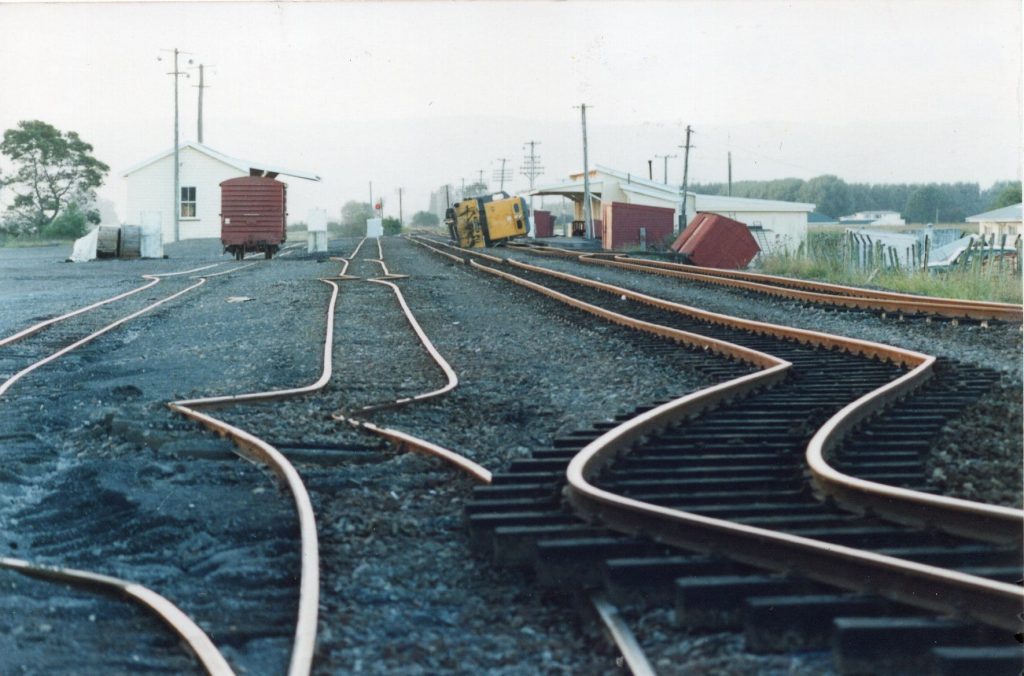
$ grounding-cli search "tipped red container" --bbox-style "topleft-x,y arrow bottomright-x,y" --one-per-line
671,213 -> 760,269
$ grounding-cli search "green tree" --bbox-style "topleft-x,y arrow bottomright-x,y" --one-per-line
410,210 -> 440,228
382,216 -> 402,235
340,200 -> 374,229
1,120 -> 109,235
903,185 -> 950,223
798,175 -> 850,218
990,183 -> 1022,209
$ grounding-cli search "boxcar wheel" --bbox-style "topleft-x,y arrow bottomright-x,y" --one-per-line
264,249 -> 273,259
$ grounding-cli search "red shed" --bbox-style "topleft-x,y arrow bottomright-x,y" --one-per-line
671,212 -> 760,269
600,202 -> 675,251
220,176 -> 287,259
533,210 -> 554,238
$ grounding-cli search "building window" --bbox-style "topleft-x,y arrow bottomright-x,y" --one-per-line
180,187 -> 196,218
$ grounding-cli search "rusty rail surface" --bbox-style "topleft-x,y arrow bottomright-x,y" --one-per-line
579,255 -> 1023,322
494,256 -> 1024,543
0,277 -> 208,399
0,263 -> 261,673
167,281 -> 343,676
0,263 -> 223,349
616,255 -> 1023,311
0,557 -> 234,675
409,237 -> 1024,631
588,592 -> 656,676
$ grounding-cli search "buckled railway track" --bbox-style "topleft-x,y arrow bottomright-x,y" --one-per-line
507,243 -> 1024,323
0,262 -> 263,674
414,236 -> 1023,674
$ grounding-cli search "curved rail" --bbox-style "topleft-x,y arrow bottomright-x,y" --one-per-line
350,278 -> 459,413
165,402 -> 320,676
414,238 -> 1023,540
0,277 -> 207,399
492,256 -> 1023,543
408,239 -> 1024,630
563,394 -> 1024,633
580,255 -> 1023,322
0,263 -> 223,349
0,557 -> 234,675
168,281 -> 341,676
617,255 -> 1022,311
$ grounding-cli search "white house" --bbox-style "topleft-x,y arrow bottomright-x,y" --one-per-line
839,210 -> 906,226
529,166 -> 815,253
122,142 -> 320,243
966,203 -> 1022,240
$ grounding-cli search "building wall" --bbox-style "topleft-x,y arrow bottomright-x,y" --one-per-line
125,147 -> 247,243
978,220 -> 1023,239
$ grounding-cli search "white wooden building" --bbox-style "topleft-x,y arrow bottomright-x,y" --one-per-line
122,142 -> 320,243
529,166 -> 815,253
966,203 -> 1022,239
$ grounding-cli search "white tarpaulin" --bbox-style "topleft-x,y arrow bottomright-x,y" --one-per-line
68,226 -> 100,262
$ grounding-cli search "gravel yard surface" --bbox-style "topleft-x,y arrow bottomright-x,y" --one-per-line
1,235 -> 1019,673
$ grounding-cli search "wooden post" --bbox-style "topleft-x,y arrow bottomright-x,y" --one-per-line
922,234 -> 930,271
999,234 -> 1008,273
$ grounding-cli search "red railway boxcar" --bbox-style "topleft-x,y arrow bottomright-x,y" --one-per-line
220,176 -> 287,259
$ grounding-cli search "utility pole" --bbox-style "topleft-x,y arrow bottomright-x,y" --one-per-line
192,64 -> 214,144
728,152 -> 732,196
493,158 -> 511,192
521,140 -> 544,204
647,160 -> 653,180
678,125 -> 695,231
655,153 -> 677,184
369,181 -> 373,215
397,187 -> 403,227
575,103 -> 594,239
160,48 -> 192,243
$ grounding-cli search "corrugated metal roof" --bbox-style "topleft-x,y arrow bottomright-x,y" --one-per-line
122,141 -> 321,181
965,203 -> 1022,222
549,165 -> 814,213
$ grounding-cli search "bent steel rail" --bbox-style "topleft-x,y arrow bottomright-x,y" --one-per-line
406,242 -> 1024,631
0,557 -> 234,675
616,255 -> 1023,311
168,280 -> 341,676
494,257 -> 1024,543
581,256 -> 1023,322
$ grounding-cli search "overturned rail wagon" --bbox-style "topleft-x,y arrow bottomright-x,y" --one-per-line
220,176 -> 287,260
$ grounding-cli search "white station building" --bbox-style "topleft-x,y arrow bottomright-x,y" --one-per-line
530,166 -> 815,253
122,142 -> 320,243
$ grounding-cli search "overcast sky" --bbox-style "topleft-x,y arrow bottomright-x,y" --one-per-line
0,0 -> 1020,221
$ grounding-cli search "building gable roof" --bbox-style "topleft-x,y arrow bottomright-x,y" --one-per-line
543,165 -> 814,212
122,141 -> 321,181
966,203 -> 1022,222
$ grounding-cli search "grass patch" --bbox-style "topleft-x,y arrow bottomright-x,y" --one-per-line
758,230 -> 1022,304
0,234 -> 76,249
